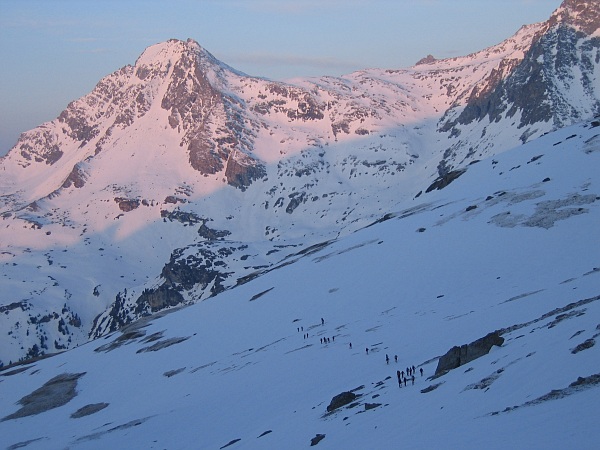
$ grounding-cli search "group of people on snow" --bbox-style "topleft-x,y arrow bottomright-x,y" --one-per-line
297,318 -> 425,388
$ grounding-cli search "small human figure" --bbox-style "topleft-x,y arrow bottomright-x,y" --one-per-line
401,370 -> 405,378
366,348 -> 369,355
301,326 -> 304,331
321,318 -> 324,325
386,354 -> 390,365
420,367 -> 424,377
394,355 -> 398,363
411,375 -> 415,385
332,336 -> 335,342
412,365 -> 416,374
403,377 -> 407,387
320,338 -> 323,344
397,370 -> 402,387
349,342 -> 352,349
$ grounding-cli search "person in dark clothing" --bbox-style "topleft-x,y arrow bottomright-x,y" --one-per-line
321,318 -> 324,325
366,348 -> 369,355
403,377 -> 407,387
411,375 -> 415,385
420,367 -> 423,377
397,370 -> 402,387
349,342 -> 352,349
394,355 -> 398,363
386,354 -> 390,364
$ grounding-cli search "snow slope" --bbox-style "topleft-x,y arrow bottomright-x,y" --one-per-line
1,119 -> 599,449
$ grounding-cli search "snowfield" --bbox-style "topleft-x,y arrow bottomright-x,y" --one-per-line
1,119 -> 599,449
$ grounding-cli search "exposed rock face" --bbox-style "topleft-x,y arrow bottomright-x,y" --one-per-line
160,246 -> 232,293
442,0 -> 600,135
159,40 -> 262,191
71,402 -> 109,419
2,372 -> 86,421
425,169 -> 467,192
327,391 -> 357,412
224,150 -> 267,191
416,54 -> 437,65
135,285 -> 186,314
15,127 -> 64,167
114,197 -> 140,212
435,332 -> 505,376
549,0 -> 600,35
310,434 -> 326,446
61,164 -> 87,189
197,223 -> 231,240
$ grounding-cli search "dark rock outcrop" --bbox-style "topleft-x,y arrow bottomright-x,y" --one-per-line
61,163 -> 87,189
327,391 -> 357,412
425,168 -> 467,192
114,197 -> 140,212
435,331 -> 504,376
71,402 -> 109,418
442,0 -> 600,135
160,246 -> 233,293
310,434 -> 326,446
2,372 -> 86,421
197,223 -> 231,240
571,338 -> 595,354
224,151 -> 266,191
416,54 -> 437,65
135,285 -> 186,314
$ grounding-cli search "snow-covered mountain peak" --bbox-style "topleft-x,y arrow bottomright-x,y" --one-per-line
134,38 -> 244,84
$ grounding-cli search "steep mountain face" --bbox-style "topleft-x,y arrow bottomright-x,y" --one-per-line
439,0 -> 599,175
448,5 -> 599,128
0,0 -> 598,365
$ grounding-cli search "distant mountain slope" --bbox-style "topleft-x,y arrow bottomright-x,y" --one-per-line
0,0 -> 598,365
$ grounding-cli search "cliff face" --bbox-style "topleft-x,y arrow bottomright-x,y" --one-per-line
442,0 -> 600,136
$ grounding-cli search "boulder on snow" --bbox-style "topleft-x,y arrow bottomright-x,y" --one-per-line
310,434 -> 326,446
435,331 -> 504,376
327,391 -> 357,412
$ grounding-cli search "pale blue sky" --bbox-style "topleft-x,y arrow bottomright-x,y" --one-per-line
0,0 -> 560,155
